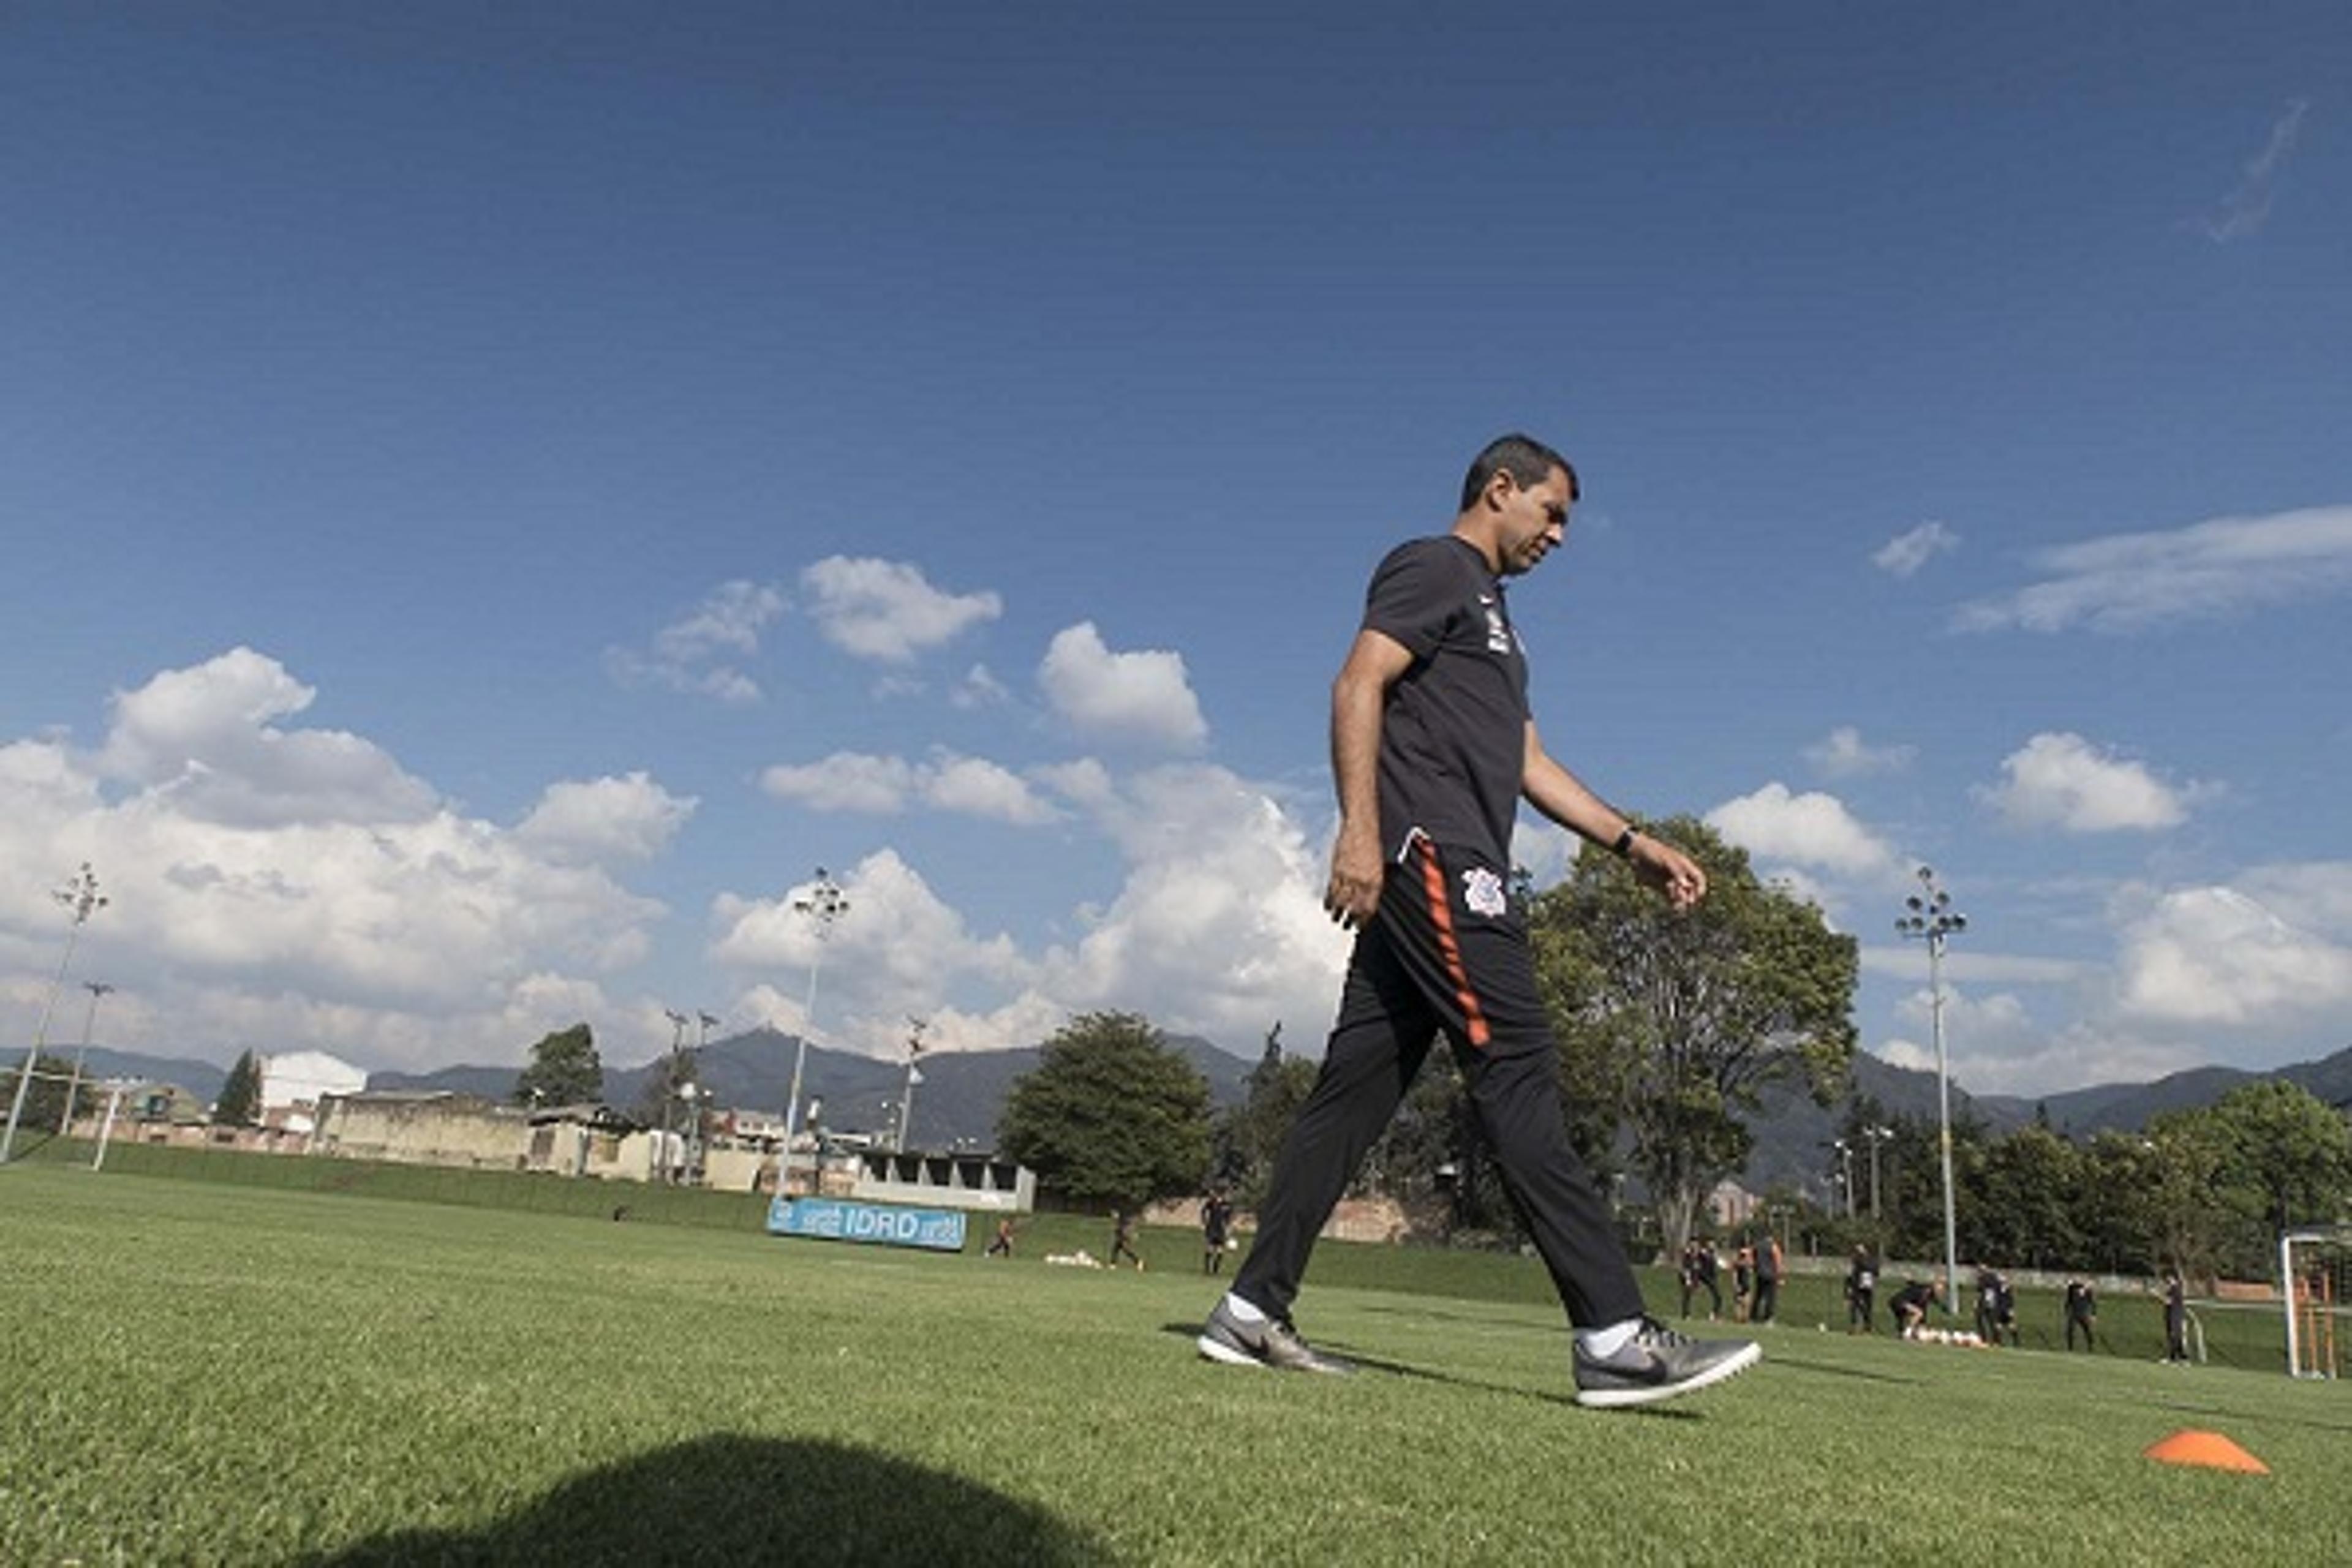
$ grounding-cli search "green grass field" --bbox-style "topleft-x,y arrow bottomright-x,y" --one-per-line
4,1165 -> 2345,1566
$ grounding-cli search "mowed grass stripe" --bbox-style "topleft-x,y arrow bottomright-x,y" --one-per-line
3,1167 -> 2345,1566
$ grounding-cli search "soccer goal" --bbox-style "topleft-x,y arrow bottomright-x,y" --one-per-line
2281,1227 -> 2351,1379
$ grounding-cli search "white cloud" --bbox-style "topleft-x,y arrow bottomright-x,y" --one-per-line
2199,97 -> 2311,244
2113,881 -> 2352,1030
1705,783 -> 1898,878
1038,622 -> 1209,750
1980,732 -> 2194,833
1028,765 -> 1348,1046
799,557 -> 1001,664
606,580 -> 785,703
950,663 -> 1011,710
760,752 -> 919,814
99,647 -> 437,827
710,851 -> 1032,1046
922,753 -> 1060,826
712,766 -> 1347,1059
1872,521 -> 1958,579
1876,1026 -> 2207,1099
0,652 -> 673,1073
1860,946 -> 2089,987
1804,726 -> 1914,780
758,749 -> 1058,824
516,772 -> 698,865
1954,505 -> 2352,634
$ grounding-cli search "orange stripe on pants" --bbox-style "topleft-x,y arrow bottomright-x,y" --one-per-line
1413,837 -> 1490,1048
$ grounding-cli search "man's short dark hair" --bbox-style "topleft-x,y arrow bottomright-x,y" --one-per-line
1461,433 -> 1580,511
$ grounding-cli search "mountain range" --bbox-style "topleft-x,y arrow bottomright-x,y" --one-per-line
52,1031 -> 2352,1192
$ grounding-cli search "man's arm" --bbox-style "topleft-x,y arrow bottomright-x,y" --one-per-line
1325,628 -> 1414,929
1521,720 -> 1708,910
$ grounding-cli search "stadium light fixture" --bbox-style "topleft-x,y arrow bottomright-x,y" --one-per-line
2,864 -> 108,1164
1896,865 -> 1967,1317
785,869 -> 850,1182
1863,1124 -> 1894,1220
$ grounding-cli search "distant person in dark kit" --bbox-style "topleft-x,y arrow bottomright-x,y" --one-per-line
1193,433 -> 1759,1409
2064,1278 -> 2098,1351
985,1216 -> 1015,1258
1845,1246 -> 1877,1333
1732,1240 -> 1755,1322
1749,1230 -> 1784,1324
1973,1265 -> 2013,1345
1109,1208 -> 1144,1271
1201,1191 -> 1235,1275
2163,1268 -> 2190,1363
1890,1278 -> 1940,1338
1692,1237 -> 1723,1320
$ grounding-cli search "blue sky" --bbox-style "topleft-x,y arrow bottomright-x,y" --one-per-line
4,4 -> 2347,1097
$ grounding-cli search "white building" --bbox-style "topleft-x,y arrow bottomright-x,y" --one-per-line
261,1050 -> 369,1134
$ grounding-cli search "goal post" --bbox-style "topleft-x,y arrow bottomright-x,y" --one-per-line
2282,1226 -> 2351,1379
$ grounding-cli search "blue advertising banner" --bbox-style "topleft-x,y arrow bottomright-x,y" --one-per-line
767,1197 -> 968,1252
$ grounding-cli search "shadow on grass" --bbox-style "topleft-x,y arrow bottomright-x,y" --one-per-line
303,1434 -> 1108,1568
1156,1322 -> 1715,1419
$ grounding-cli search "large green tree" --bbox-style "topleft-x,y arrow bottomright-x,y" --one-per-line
998,1011 -> 1212,1211
514,1023 -> 604,1107
214,1050 -> 262,1127
2206,1079 -> 2352,1238
1529,816 -> 1858,1251
1969,1119 -> 2084,1270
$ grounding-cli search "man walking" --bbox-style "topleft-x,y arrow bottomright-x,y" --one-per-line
1196,434 -> 1758,1409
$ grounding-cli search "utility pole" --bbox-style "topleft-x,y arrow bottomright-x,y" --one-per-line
1897,866 -> 1968,1314
58,981 -> 116,1136
3,864 -> 108,1164
1863,1124 -> 1893,1221
895,1018 -> 926,1152
784,869 -> 849,1147
661,1008 -> 688,1184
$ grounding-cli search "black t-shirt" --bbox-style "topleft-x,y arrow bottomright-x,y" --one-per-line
1362,536 -> 1529,864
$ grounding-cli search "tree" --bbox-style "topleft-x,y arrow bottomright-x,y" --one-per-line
998,1011 -> 1212,1210
1210,1023 -> 1317,1209
2136,1109 -> 2256,1279
214,1050 -> 263,1126
1,1054 -> 97,1138
2206,1079 -> 2352,1238
1530,816 -> 1858,1253
514,1023 -> 603,1107
1969,1121 -> 2084,1270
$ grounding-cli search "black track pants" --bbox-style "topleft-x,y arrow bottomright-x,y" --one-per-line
1231,834 -> 1644,1330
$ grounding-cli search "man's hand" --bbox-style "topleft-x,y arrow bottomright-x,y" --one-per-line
1324,824 -> 1384,929
1629,834 -> 1708,910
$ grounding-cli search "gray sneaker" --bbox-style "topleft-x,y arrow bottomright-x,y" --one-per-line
1197,1298 -> 1352,1374
1574,1318 -> 1760,1409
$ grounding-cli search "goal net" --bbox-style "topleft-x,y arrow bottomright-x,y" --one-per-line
2282,1227 -> 2352,1379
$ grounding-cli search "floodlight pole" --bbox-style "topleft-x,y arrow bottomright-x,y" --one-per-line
661,1008 -> 688,1184
1832,1139 -> 1855,1220
785,869 -> 848,1193
1897,866 -> 1967,1316
3,864 -> 108,1165
58,981 -> 115,1136
1863,1124 -> 1892,1221
895,1019 -> 926,1153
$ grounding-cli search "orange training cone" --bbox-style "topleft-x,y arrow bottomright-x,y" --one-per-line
2142,1430 -> 2270,1474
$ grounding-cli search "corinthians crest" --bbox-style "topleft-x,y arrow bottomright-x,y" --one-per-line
1461,865 -> 1508,918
